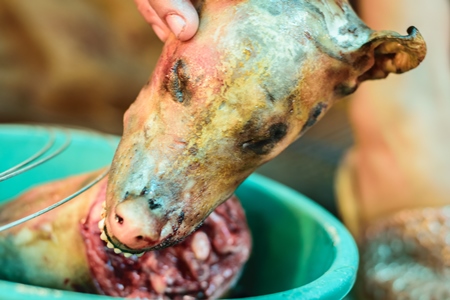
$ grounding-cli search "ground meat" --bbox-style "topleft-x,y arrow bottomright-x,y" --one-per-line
80,185 -> 251,299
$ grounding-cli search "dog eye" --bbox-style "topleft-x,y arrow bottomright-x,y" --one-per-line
242,123 -> 288,155
300,102 -> 327,134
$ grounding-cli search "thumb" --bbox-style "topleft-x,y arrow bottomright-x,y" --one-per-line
148,0 -> 199,41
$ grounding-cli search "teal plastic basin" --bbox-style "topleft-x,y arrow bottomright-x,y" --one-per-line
0,124 -> 358,300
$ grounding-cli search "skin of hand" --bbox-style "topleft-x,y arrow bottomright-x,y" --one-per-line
337,0 -> 450,238
134,0 -> 199,41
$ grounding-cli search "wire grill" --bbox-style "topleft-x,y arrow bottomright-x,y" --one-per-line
0,125 -> 116,232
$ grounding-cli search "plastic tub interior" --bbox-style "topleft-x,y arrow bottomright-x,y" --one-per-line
0,124 -> 358,300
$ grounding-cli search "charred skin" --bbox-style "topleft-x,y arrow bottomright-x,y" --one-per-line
105,0 -> 426,253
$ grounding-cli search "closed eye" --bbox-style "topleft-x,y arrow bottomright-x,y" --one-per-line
300,102 -> 327,134
165,59 -> 191,104
242,123 -> 288,155
148,199 -> 162,210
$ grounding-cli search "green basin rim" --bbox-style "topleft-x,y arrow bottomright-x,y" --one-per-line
0,124 -> 359,300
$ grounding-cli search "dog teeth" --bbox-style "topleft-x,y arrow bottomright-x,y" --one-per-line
96,206 -> 144,259
100,231 -> 107,241
98,218 -> 105,230
102,201 -> 106,208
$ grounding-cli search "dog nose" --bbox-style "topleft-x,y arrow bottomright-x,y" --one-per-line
107,197 -> 162,250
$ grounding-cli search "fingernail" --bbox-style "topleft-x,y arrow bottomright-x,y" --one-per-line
165,14 -> 186,38
152,24 -> 168,42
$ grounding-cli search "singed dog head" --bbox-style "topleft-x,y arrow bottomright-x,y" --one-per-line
102,0 -> 426,253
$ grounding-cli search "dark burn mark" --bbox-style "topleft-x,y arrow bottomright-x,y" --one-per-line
189,146 -> 198,155
301,102 -> 327,134
305,31 -> 312,41
264,87 -> 276,102
340,24 -> 358,35
140,187 -> 148,196
242,123 -> 288,155
166,59 -> 191,104
286,94 -> 296,114
177,211 -> 185,225
173,60 -> 188,103
148,199 -> 161,210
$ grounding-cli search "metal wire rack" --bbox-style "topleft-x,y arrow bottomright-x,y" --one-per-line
0,124 -> 116,232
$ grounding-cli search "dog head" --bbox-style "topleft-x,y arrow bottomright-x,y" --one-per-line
103,0 -> 426,253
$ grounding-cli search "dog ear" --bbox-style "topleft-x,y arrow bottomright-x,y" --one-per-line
353,27 -> 427,82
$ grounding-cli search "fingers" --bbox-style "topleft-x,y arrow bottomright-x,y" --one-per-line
135,0 -> 199,42
150,0 -> 199,41
134,0 -> 170,41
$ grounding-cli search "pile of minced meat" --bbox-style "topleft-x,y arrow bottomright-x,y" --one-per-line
81,187 -> 251,299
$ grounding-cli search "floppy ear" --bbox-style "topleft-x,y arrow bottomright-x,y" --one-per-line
354,26 -> 427,82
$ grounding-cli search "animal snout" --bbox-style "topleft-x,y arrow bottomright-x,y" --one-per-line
106,197 -> 164,250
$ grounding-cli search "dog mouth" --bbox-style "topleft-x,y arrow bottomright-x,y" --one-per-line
82,192 -> 252,299
98,201 -> 185,256
98,201 -> 145,258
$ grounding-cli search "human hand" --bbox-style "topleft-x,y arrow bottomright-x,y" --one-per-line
134,0 -> 199,42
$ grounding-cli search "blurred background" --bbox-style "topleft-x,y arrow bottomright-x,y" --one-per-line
0,0 -> 356,216
4,1 -> 450,298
